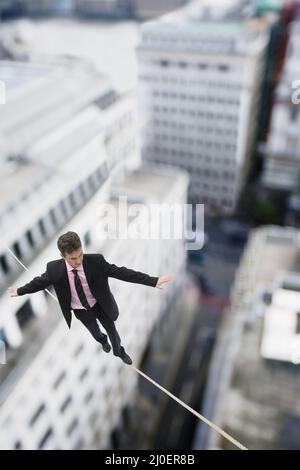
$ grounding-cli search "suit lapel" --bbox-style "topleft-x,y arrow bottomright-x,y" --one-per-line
82,255 -> 95,294
58,258 -> 71,305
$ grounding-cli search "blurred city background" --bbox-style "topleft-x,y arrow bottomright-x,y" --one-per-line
0,0 -> 300,451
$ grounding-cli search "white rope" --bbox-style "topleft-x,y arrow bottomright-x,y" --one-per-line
132,366 -> 247,450
5,246 -> 248,450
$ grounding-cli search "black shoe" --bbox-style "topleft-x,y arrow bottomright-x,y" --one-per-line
101,341 -> 111,353
119,351 -> 132,365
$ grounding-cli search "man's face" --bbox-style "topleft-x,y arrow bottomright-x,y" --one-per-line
63,247 -> 83,268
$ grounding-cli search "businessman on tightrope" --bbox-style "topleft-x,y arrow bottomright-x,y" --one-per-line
8,231 -> 172,365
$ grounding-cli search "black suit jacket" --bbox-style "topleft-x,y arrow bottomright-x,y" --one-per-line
17,254 -> 159,328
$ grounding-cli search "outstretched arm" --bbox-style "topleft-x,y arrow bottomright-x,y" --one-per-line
7,267 -> 52,297
99,255 -> 173,289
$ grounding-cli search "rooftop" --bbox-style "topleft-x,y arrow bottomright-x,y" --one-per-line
260,284 -> 300,363
140,2 -> 268,55
112,164 -> 189,203
0,163 -> 47,214
142,20 -> 245,34
222,306 -> 300,449
0,60 -> 56,94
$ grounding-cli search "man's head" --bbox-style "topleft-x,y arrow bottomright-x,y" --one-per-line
57,231 -> 83,268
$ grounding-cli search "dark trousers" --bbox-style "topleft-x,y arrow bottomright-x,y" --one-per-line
73,302 -> 123,356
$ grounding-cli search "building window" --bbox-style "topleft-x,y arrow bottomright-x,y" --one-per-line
12,241 -> 22,260
14,441 -> 22,450
16,300 -> 35,329
79,183 -> 86,200
66,418 -> 79,437
30,403 -> 46,427
87,175 -> 95,191
73,438 -> 85,450
60,395 -> 72,414
59,200 -> 68,217
290,106 -> 298,122
79,367 -> 89,382
38,219 -> 46,236
89,411 -> 99,427
84,390 -> 94,404
68,193 -> 76,209
53,371 -> 67,390
84,232 -> 91,247
26,230 -> 35,248
160,60 -> 169,67
219,64 -> 229,72
111,428 -> 121,450
38,427 -> 53,449
96,167 -> 104,182
49,208 -> 58,226
73,344 -> 84,358
296,313 -> 300,334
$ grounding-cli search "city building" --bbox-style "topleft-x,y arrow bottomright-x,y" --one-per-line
194,225 -> 300,449
137,0 -> 269,214
261,14 -> 300,224
0,58 -> 189,449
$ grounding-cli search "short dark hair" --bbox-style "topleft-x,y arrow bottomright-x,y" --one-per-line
57,231 -> 82,256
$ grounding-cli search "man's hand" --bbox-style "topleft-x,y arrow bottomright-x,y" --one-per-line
7,287 -> 18,297
155,274 -> 173,290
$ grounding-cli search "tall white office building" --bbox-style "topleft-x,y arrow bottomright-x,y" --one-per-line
0,59 -> 189,449
137,0 -> 268,214
261,18 -> 300,216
